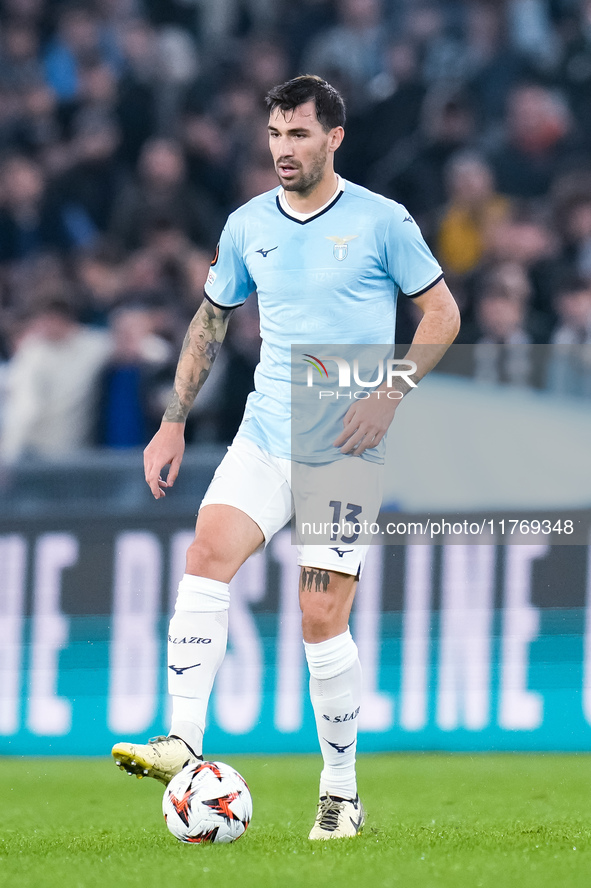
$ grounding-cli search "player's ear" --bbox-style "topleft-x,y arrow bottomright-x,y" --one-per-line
328,126 -> 345,153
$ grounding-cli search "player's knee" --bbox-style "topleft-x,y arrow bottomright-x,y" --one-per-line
302,611 -> 334,642
301,596 -> 343,642
185,534 -> 226,576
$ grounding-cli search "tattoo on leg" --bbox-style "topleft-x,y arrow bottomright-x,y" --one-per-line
303,569 -> 330,593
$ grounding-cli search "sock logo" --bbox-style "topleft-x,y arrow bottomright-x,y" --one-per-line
168,636 -> 212,644
168,663 -> 201,675
323,738 -> 356,754
322,707 -> 360,723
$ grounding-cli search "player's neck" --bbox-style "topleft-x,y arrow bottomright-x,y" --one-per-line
284,171 -> 339,214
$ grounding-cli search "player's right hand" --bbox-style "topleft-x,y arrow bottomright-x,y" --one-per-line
143,421 -> 186,499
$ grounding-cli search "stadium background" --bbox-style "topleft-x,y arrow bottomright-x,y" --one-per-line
1,0 -> 591,756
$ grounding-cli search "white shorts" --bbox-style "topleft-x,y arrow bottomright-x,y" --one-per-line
200,436 -> 384,576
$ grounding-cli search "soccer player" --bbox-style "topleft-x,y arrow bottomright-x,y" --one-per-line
112,75 -> 460,839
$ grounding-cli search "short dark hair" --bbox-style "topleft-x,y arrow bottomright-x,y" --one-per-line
265,75 -> 346,132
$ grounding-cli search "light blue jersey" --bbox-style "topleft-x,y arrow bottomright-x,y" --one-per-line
204,179 -> 443,462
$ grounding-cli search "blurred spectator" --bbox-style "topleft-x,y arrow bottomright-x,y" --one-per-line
189,0 -> 278,47
50,114 -> 123,244
552,174 -> 591,282
42,3 -> 121,103
115,18 -> 159,166
155,24 -> 200,133
2,0 -> 46,30
551,273 -> 591,345
487,83 -> 584,199
1,252 -> 72,321
9,80 -> 62,161
374,87 -> 477,221
469,263 -> 540,387
302,0 -> 390,108
546,273 -> 591,397
61,57 -> 119,137
405,0 -> 468,86
436,151 -> 511,276
180,109 -> 237,216
481,206 -> 561,331
507,0 -> 560,70
339,38 -> 426,184
95,302 -> 175,447
558,0 -> 591,145
108,137 -> 217,252
139,220 -> 215,314
214,79 -> 265,174
0,18 -> 43,91
283,0 -> 337,71
76,243 -> 125,324
0,83 -> 31,153
241,36 -> 289,96
464,1 -> 531,125
0,154 -> 71,263
0,295 -> 111,462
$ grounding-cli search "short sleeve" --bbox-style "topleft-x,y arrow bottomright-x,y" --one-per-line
204,221 -> 255,308
383,206 -> 443,297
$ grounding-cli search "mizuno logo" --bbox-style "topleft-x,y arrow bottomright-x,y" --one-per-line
324,739 -> 356,754
403,215 -> 414,223
349,811 -> 364,832
330,547 -> 354,558
256,246 -> 278,257
168,663 -> 201,675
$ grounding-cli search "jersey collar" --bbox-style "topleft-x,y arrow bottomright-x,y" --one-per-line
276,176 -> 346,225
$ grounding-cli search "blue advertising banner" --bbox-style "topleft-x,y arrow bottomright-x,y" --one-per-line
1,517 -> 591,755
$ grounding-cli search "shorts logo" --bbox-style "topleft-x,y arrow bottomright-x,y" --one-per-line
325,235 -> 358,261
330,547 -> 354,558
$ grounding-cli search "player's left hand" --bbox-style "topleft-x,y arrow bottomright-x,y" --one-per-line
333,394 -> 402,456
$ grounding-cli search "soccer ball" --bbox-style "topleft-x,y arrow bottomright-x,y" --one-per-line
162,760 -> 252,844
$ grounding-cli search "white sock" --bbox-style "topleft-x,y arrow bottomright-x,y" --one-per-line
304,628 -> 362,800
168,574 -> 230,755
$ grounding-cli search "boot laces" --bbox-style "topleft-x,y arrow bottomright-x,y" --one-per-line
316,795 -> 346,832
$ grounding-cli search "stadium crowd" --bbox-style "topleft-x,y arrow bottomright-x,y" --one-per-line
1,0 -> 591,461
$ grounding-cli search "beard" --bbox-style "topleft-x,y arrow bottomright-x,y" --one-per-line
277,149 -> 328,195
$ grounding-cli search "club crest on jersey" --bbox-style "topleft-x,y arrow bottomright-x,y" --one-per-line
326,235 -> 358,261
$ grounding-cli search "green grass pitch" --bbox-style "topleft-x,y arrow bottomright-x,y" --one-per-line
1,754 -> 591,888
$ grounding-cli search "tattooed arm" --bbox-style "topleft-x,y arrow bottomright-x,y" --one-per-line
144,299 -> 232,499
